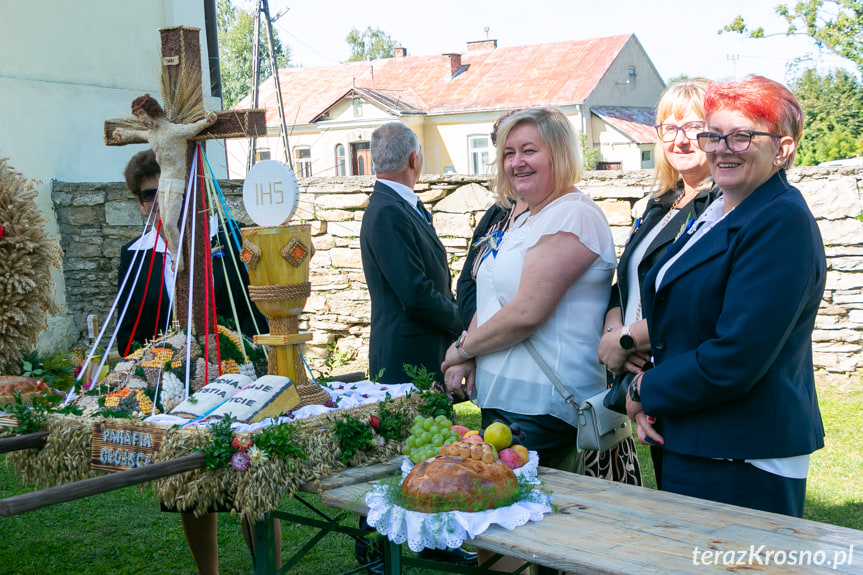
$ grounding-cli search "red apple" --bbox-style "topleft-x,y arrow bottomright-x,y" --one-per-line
450,425 -> 469,438
498,448 -> 523,470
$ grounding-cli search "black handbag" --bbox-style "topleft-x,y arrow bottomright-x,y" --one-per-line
603,372 -> 634,415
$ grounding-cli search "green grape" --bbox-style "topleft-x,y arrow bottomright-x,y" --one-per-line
440,419 -> 452,429
401,445 -> 410,455
420,431 -> 432,443
410,425 -> 422,436
422,419 -> 434,431
431,434 -> 444,447
415,435 -> 426,447
435,414 -> 446,423
444,437 -> 455,445
406,436 -> 416,448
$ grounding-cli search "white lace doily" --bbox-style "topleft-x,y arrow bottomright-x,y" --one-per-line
365,453 -> 553,552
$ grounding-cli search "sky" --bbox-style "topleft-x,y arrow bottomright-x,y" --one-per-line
242,0 -> 857,85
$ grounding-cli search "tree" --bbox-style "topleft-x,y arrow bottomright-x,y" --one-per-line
217,0 -> 291,109
721,1 -> 863,73
791,68 -> 863,164
346,26 -> 400,62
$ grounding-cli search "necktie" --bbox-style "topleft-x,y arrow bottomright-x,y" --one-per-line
416,199 -> 431,224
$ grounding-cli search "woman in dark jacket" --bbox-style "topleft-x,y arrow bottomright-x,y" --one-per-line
597,79 -> 720,485
627,76 -> 825,517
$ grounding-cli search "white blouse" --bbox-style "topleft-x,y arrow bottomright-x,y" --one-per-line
474,192 -> 616,427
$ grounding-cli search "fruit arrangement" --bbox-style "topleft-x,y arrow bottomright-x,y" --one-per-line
402,415 -> 460,464
402,417 -> 531,470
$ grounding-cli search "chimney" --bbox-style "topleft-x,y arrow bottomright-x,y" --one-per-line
394,47 -> 407,58
467,39 -> 497,51
443,53 -> 462,76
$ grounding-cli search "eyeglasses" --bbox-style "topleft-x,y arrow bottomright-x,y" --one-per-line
137,188 -> 158,203
696,130 -> 781,153
655,121 -> 706,142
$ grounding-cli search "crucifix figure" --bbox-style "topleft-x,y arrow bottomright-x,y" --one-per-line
104,26 -> 266,335
112,94 -> 216,273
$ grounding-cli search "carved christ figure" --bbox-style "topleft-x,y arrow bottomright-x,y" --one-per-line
112,94 -> 216,272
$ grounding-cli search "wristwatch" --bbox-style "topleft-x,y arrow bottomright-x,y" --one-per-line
628,375 -> 641,402
619,324 -> 636,351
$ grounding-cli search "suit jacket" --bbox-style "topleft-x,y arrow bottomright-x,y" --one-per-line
610,185 -> 721,313
641,170 -> 826,460
360,181 -> 462,384
116,223 -> 267,355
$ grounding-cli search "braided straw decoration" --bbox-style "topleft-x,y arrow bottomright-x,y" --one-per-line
270,316 -> 299,335
248,282 -> 311,302
295,384 -> 331,408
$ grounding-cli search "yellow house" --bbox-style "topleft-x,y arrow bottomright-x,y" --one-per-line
227,34 -> 665,178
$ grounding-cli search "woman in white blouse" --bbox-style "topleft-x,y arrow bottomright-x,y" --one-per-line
441,107 -> 616,473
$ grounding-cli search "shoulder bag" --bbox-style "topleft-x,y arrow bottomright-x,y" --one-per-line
522,339 -> 631,453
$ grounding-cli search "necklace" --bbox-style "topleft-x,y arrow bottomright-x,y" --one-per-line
657,190 -> 686,231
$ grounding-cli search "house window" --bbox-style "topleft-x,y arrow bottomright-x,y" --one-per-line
468,135 -> 490,175
352,98 -> 363,117
641,150 -> 651,162
295,147 -> 312,178
254,148 -> 271,163
335,144 -> 346,176
351,142 -> 371,176
596,161 -> 622,171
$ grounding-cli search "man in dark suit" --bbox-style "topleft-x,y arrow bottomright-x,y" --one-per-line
360,122 -> 463,385
357,122 -> 473,572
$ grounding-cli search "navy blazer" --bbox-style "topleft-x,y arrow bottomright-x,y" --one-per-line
610,185 -> 721,314
641,170 -> 826,460
360,182 -> 462,384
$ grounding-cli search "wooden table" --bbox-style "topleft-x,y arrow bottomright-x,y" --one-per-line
312,466 -> 863,574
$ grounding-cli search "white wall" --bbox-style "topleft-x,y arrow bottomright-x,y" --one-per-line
0,0 -> 225,349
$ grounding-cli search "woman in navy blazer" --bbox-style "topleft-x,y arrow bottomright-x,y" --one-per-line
626,76 -> 826,517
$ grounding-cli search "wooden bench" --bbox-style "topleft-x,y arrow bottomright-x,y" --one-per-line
294,465 -> 863,574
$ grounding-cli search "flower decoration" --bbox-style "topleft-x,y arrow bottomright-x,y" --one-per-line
248,446 -> 269,466
232,435 -> 253,451
230,451 -> 251,471
369,415 -> 380,430
0,224 -> 5,241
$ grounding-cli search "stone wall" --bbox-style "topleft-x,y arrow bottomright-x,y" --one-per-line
52,166 -> 863,373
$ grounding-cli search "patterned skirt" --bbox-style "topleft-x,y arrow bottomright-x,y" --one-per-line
583,436 -> 642,485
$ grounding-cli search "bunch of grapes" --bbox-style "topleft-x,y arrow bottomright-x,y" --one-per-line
401,415 -> 459,464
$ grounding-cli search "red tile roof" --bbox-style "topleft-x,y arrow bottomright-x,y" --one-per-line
238,34 -> 635,125
591,107 -> 658,144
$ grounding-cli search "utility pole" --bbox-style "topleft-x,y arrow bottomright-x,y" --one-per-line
247,0 -> 293,171
726,54 -> 740,79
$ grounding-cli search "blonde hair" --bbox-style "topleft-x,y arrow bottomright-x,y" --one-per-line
492,107 -> 581,206
652,78 -> 711,197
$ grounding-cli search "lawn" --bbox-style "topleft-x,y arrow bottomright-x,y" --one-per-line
0,373 -> 858,573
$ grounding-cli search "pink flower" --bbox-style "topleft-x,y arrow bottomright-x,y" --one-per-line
230,451 -> 250,471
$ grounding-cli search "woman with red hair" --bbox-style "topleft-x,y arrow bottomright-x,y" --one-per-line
626,76 -> 826,517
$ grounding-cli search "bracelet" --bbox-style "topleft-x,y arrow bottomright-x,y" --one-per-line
454,330 -> 474,359
457,346 -> 474,360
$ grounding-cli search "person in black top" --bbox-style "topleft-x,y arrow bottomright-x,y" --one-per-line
116,149 -> 266,356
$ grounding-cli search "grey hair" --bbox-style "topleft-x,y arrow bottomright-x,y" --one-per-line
371,122 -> 420,173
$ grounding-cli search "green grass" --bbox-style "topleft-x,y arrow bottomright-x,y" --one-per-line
0,376 -> 858,573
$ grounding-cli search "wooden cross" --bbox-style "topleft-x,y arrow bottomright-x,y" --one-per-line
104,26 -> 266,337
